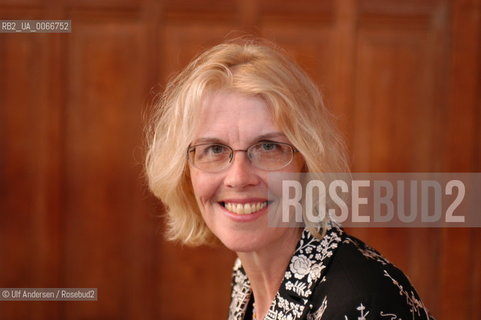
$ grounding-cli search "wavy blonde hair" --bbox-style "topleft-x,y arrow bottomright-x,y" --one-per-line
145,38 -> 349,246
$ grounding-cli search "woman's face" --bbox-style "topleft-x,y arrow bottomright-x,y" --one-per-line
189,90 -> 304,253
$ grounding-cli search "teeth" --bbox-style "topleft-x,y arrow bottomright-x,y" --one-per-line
224,202 -> 268,215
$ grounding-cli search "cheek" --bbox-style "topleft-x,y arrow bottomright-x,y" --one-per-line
190,170 -> 219,206
268,156 -> 306,199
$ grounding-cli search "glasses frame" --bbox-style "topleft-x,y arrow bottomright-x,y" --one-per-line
187,141 -> 299,173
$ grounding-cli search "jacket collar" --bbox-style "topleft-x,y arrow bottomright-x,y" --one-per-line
228,223 -> 343,320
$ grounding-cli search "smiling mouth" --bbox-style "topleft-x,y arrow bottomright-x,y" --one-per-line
220,201 -> 270,215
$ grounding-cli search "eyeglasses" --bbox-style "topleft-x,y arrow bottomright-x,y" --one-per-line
187,141 -> 299,173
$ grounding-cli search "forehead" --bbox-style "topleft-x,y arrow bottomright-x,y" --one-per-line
193,90 -> 282,143
200,90 -> 269,117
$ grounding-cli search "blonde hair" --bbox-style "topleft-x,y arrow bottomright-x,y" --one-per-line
145,38 -> 349,246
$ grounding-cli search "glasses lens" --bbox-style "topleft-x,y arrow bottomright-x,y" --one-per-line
190,144 -> 231,172
249,142 -> 293,170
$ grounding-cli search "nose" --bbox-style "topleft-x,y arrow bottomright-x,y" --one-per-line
224,151 -> 260,189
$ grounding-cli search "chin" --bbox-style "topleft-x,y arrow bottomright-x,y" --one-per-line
223,242 -> 261,253
215,230 -> 267,253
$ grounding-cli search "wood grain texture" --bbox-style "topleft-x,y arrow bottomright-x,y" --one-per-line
437,0 -> 481,318
61,19 -> 155,319
0,0 -> 479,319
0,32 -> 62,320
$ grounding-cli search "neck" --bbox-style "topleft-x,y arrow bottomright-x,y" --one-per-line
237,228 -> 302,320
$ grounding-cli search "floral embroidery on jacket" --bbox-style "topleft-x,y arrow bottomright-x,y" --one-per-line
229,224 -> 342,320
228,223 -> 435,320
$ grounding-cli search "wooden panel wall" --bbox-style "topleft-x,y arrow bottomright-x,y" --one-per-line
0,0 -> 480,319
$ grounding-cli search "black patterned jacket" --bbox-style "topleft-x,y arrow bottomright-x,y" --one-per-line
228,224 -> 435,320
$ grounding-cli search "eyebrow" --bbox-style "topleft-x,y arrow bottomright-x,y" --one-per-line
192,132 -> 287,145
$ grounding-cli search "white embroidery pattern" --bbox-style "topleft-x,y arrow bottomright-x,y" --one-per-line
343,237 -> 390,266
228,224 -> 434,320
384,270 -> 431,319
307,296 -> 327,320
229,224 -> 343,320
344,303 -> 370,320
380,311 -> 400,319
267,225 -> 342,319
228,259 -> 251,319
265,295 -> 304,320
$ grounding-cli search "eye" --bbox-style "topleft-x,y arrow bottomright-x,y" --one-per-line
206,144 -> 228,154
194,144 -> 230,162
259,142 -> 279,152
197,144 -> 231,159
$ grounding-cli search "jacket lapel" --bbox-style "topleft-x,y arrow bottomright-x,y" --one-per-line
229,224 -> 344,320
229,259 -> 252,319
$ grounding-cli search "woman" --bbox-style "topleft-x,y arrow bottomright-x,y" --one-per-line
145,39 -> 435,320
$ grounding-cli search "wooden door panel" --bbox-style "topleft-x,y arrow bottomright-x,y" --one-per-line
66,0 -> 141,7
161,21 -> 238,81
61,21 -> 154,319
0,0 -> 479,319
352,30 -> 437,171
261,23 -> 336,106
0,32 -> 61,320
